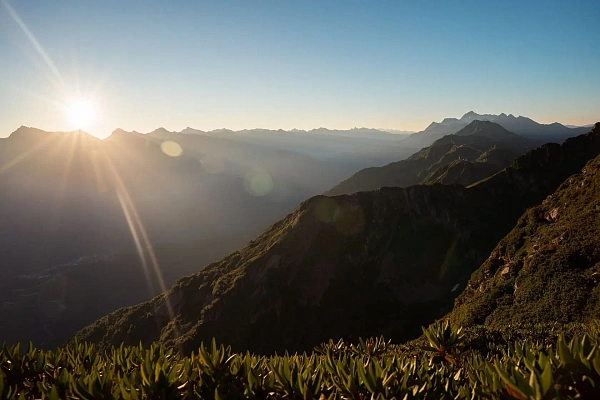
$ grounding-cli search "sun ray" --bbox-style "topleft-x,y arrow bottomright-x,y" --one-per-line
46,132 -> 79,230
0,132 -> 56,175
99,149 -> 180,340
1,0 -> 64,89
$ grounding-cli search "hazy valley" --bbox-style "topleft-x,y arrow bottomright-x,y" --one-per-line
0,125 -> 414,347
1,116 -> 597,353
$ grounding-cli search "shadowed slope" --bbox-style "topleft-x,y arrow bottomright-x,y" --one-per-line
327,121 -> 531,195
76,124 -> 600,354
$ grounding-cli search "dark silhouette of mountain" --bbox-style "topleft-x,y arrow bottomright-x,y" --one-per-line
0,125 -> 416,348
404,112 -> 589,149
448,124 -> 600,328
76,124 -> 600,354
327,121 -> 532,196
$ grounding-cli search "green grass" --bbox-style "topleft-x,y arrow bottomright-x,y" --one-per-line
450,153 -> 600,329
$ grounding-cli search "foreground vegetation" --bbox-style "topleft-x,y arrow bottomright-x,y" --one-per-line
3,322 -> 600,399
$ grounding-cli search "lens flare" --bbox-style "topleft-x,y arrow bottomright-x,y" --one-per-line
160,140 -> 183,157
244,168 -> 273,197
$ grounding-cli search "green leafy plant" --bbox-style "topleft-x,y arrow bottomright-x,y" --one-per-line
421,320 -> 466,365
4,325 -> 600,399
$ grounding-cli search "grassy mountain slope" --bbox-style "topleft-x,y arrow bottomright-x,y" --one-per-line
449,125 -> 600,328
76,123 -> 600,354
327,120 -> 531,196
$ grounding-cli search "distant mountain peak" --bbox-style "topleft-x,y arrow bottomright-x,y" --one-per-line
107,129 -> 144,142
9,125 -> 39,137
110,128 -> 140,136
8,126 -> 97,142
455,120 -> 522,141
459,111 -> 498,123
440,117 -> 460,124
150,127 -> 171,135
458,120 -> 503,131
180,127 -> 205,134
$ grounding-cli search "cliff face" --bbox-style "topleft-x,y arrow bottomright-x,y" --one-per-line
76,124 -> 600,354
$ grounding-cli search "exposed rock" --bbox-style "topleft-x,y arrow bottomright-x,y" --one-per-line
545,207 -> 560,222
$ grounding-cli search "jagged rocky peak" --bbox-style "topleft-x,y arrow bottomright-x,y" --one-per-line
460,111 -> 480,120
459,111 -> 498,122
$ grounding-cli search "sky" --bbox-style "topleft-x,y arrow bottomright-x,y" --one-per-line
0,0 -> 599,138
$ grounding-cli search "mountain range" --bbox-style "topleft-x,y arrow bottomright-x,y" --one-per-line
1,115 -> 596,351
0,125 -> 413,348
402,111 -> 590,150
76,123 -> 600,354
327,120 -> 533,195
151,126 -> 418,172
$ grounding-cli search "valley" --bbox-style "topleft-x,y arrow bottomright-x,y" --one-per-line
76,123 -> 600,354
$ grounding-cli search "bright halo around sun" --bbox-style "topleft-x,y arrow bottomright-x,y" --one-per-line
65,99 -> 97,131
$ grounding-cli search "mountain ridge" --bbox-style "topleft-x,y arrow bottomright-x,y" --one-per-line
75,123 -> 600,354
448,123 -> 600,328
327,120 -> 532,196
404,112 -> 589,149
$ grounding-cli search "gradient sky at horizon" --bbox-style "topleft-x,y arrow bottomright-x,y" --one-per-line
1,0 -> 599,138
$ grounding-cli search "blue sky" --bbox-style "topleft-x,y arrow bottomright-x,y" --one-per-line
0,0 -> 599,138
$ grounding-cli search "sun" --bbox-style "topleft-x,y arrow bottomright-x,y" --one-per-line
65,99 -> 97,131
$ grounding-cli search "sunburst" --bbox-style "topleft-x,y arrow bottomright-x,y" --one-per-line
64,99 -> 97,132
